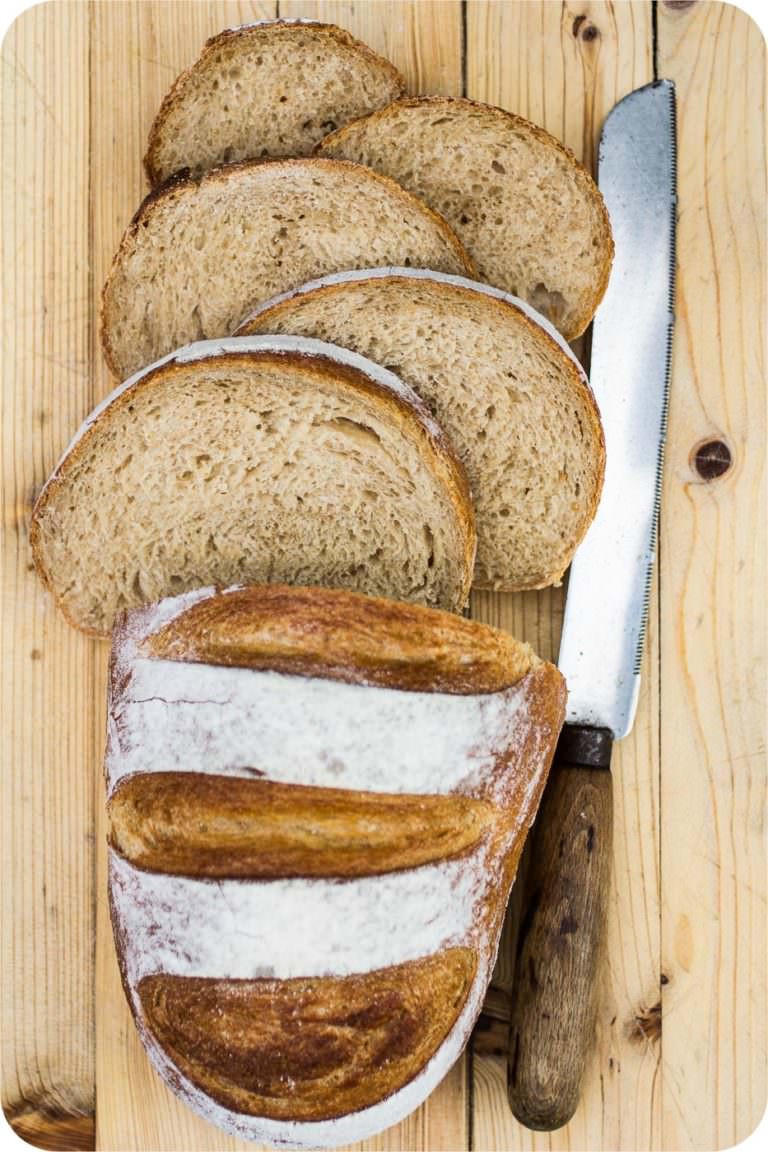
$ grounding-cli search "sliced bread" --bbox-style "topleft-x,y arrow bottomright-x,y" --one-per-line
100,158 -> 475,379
144,20 -> 406,186
316,97 -> 613,340
31,336 -> 475,636
237,269 -> 605,590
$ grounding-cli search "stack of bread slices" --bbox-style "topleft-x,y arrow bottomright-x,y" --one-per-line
31,18 -> 612,1148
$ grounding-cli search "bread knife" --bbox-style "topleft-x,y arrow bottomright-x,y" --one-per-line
507,80 -> 677,1130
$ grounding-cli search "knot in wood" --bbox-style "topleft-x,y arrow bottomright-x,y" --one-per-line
692,438 -> 732,481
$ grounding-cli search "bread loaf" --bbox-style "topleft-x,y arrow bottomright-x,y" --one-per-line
316,96 -> 613,340
237,267 -> 605,589
144,20 -> 406,185
100,157 -> 475,378
107,584 -> 566,1146
30,336 -> 475,635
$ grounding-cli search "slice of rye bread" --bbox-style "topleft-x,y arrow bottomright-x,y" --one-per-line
144,20 -> 406,186
30,336 -> 476,637
316,97 -> 614,341
101,158 -> 475,380
237,269 -> 605,590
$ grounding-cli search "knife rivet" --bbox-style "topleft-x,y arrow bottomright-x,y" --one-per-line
692,438 -> 732,481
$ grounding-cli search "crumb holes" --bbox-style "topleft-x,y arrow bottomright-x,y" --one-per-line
279,95 -> 287,103
459,214 -> 470,225
491,160 -> 506,174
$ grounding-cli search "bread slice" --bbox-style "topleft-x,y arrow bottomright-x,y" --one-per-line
144,20 -> 406,186
30,337 -> 475,636
237,268 -> 605,589
316,97 -> 613,340
100,158 -> 475,379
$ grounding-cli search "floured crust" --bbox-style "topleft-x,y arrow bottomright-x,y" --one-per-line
107,586 -> 566,1143
144,22 -> 406,186
144,584 -> 535,693
100,157 -> 476,379
30,342 -> 476,635
316,96 -> 614,340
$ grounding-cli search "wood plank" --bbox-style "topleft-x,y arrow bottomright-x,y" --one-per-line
0,4 -> 97,1148
656,2 -> 767,1148
465,3 -> 660,1150
89,5 -> 277,1150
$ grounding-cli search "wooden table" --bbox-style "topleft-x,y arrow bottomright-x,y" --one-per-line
2,2 -> 765,1149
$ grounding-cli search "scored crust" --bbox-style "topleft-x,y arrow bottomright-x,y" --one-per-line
136,950 -> 476,1121
316,96 -> 614,340
143,584 -> 536,693
100,157 -> 477,380
144,21 -> 407,186
107,773 -> 497,879
30,342 -> 477,636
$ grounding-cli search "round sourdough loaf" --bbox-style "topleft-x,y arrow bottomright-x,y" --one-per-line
100,157 -> 475,379
106,584 -> 567,1146
30,337 -> 475,635
144,20 -> 406,185
316,96 -> 614,340
237,267 -> 605,590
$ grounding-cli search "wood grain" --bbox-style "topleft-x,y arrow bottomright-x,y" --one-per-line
1,2 -> 764,1150
508,762 -> 613,1132
1,5 -> 97,1147
656,2 -> 767,1147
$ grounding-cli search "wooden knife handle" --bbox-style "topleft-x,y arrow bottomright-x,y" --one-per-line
507,725 -> 613,1131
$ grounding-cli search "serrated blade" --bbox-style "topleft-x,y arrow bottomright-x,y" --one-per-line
558,80 -> 676,740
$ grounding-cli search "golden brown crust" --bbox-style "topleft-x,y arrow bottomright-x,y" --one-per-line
144,22 -> 407,187
145,585 -> 534,693
316,95 -> 614,340
137,949 -> 476,1120
236,273 -> 607,588
99,156 -> 476,379
30,348 -> 477,636
107,773 -> 496,879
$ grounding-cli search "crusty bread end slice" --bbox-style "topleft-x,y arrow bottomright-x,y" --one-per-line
145,20 -> 406,186
31,337 -> 475,636
101,157 -> 475,379
317,97 -> 613,340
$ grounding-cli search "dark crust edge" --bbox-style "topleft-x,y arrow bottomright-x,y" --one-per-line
238,272 -> 606,588
144,22 -> 407,187
315,94 -> 615,340
100,156 -> 476,380
30,349 -> 476,637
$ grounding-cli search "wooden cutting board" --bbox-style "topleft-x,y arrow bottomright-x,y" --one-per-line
1,2 -> 765,1149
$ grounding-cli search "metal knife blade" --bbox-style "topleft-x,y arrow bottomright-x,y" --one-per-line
507,80 -> 677,1132
558,79 -> 677,737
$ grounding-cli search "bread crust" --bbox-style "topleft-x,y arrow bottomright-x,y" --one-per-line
144,21 -> 407,187
107,586 -> 566,1142
144,584 -> 535,693
99,157 -> 477,379
30,347 -> 476,636
136,950 -> 476,1121
236,270 -> 607,589
316,95 -> 614,340
107,773 -> 497,879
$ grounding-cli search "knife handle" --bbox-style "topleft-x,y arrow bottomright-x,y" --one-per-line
507,725 -> 613,1131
